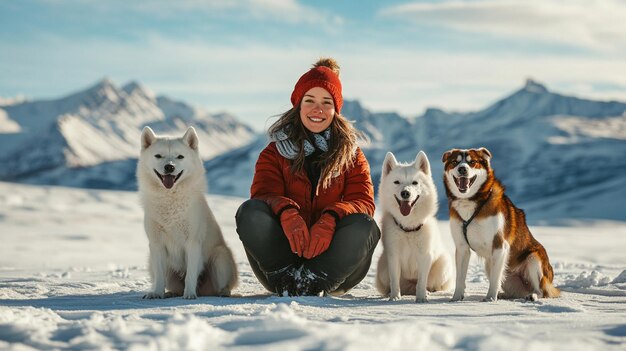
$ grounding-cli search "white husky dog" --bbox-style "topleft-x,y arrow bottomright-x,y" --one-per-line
137,126 -> 238,299
376,151 -> 454,302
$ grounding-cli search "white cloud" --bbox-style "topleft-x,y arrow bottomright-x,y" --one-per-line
340,50 -> 626,116
244,0 -> 343,25
40,0 -> 342,25
134,0 -> 341,24
379,0 -> 626,51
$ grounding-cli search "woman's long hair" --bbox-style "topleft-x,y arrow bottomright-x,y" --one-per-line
268,107 -> 361,190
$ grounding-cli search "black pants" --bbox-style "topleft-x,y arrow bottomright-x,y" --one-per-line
236,199 -> 380,296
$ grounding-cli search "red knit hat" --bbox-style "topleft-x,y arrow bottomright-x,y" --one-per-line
290,58 -> 343,114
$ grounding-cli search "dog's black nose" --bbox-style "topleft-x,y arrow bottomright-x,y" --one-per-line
458,166 -> 468,176
164,164 -> 175,174
401,190 -> 410,199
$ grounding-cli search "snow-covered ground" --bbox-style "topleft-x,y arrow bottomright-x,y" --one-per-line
0,182 -> 624,350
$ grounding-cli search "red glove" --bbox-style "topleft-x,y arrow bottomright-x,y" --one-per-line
279,208 -> 309,257
304,213 -> 336,259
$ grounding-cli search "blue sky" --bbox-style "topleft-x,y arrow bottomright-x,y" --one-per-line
1,0 -> 625,131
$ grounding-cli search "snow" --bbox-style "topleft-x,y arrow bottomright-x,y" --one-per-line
562,270 -> 612,288
1,182 -> 625,350
550,113 -> 626,142
0,96 -> 28,107
0,109 -> 20,133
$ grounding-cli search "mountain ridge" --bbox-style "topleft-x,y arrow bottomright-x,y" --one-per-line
1,78 -> 625,221
0,78 -> 256,182
204,80 -> 626,221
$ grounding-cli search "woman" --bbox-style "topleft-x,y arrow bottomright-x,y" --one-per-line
236,57 -> 380,296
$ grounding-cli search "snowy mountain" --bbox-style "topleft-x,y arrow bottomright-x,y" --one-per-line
0,79 -> 256,189
406,80 -> 626,217
205,80 -> 626,221
1,79 -> 624,220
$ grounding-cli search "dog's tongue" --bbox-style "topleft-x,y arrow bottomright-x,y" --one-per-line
400,201 -> 412,216
162,175 -> 176,189
459,177 -> 469,191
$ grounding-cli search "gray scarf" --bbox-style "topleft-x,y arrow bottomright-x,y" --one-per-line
271,127 -> 331,160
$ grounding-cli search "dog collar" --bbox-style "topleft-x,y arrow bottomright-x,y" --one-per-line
392,216 -> 423,233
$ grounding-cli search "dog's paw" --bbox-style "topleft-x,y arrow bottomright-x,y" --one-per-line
450,294 -> 464,302
143,292 -> 164,299
217,289 -> 231,297
482,296 -> 497,302
182,292 -> 198,300
525,293 -> 539,302
388,294 -> 401,302
415,297 -> 428,304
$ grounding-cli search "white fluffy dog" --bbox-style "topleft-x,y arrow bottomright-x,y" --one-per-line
376,151 -> 454,302
137,126 -> 238,299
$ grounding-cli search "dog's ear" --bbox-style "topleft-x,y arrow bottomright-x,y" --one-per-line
442,149 -> 455,163
382,152 -> 398,176
415,151 -> 431,176
478,147 -> 492,162
182,126 -> 199,150
141,126 -> 157,150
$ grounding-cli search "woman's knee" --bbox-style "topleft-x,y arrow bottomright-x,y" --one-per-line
235,199 -> 282,250
315,213 -> 380,268
235,199 -> 277,242
337,213 -> 381,244
236,199 -> 271,222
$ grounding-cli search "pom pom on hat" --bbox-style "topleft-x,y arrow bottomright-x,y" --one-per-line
313,58 -> 340,74
291,57 -> 343,113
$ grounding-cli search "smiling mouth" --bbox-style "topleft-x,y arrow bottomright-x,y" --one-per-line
154,169 -> 183,189
307,116 -> 326,123
453,175 -> 477,193
395,195 -> 420,216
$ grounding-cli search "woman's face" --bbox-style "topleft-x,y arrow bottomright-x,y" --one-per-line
299,87 -> 335,133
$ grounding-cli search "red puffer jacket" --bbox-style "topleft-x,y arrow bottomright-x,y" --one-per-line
250,142 -> 375,227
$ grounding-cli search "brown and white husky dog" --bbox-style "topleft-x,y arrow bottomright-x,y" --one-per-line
442,147 -> 559,302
